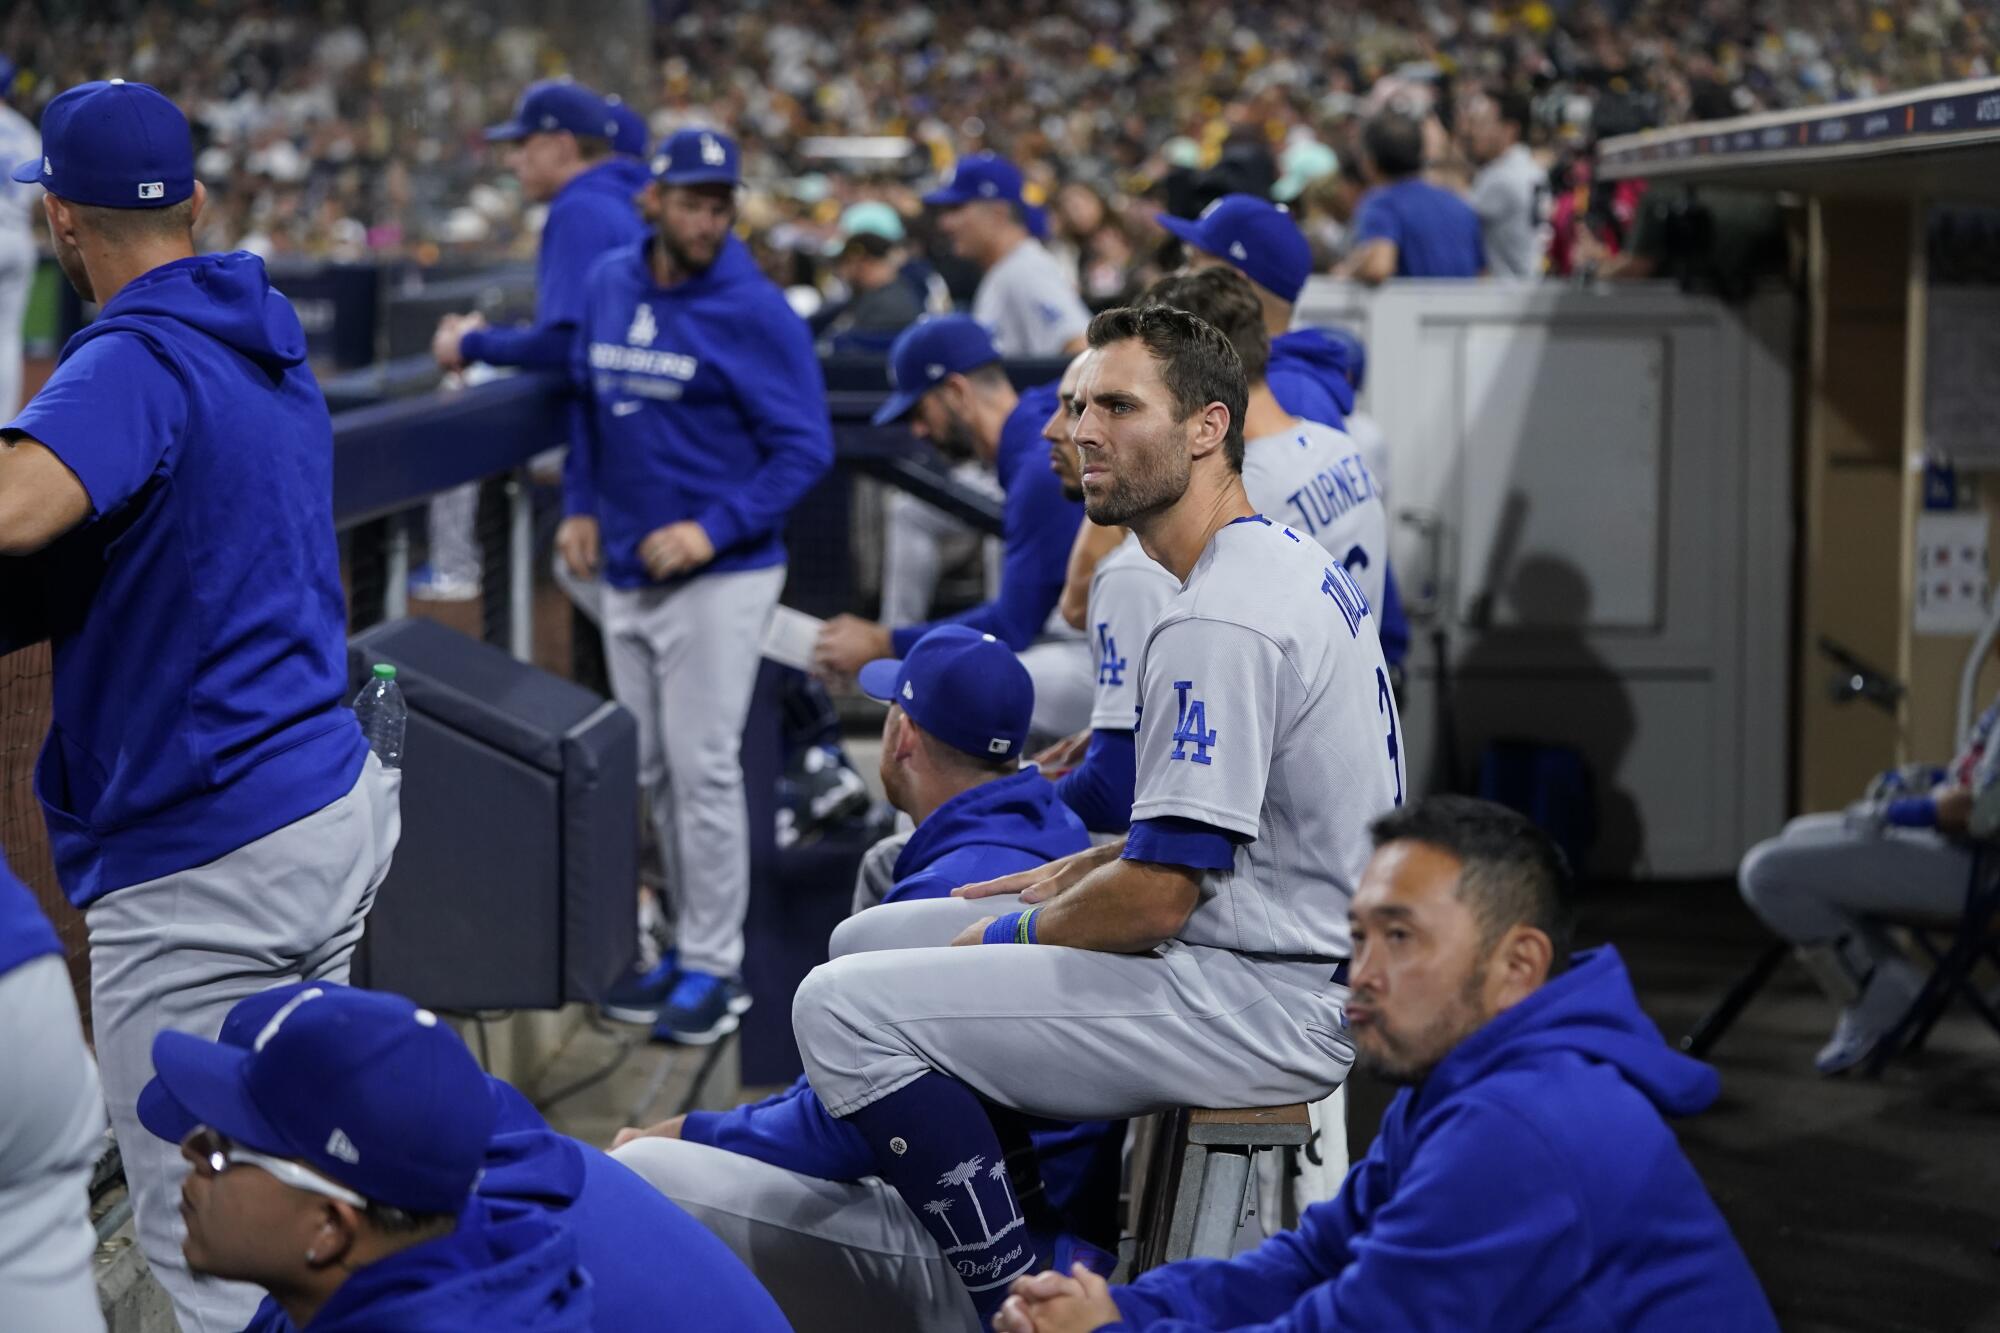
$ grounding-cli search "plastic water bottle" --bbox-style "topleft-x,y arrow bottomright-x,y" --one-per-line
352,663 -> 406,770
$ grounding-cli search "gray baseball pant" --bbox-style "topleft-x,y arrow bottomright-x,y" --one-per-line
0,953 -> 107,1333
86,755 -> 401,1333
799,892 -> 1353,1123
614,1137 -> 979,1333
1739,813 -> 1971,966
601,564 -> 785,977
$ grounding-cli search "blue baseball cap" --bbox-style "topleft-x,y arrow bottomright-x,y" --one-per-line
652,127 -> 741,187
11,80 -> 193,209
485,80 -> 619,143
1157,194 -> 1313,304
138,982 -> 320,1146
148,986 -> 495,1216
923,153 -> 1048,238
873,315 -> 1002,426
858,625 -> 1034,761
604,96 -> 649,158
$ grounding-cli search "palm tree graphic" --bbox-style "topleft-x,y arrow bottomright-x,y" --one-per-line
987,1159 -> 1023,1228
938,1156 -> 993,1241
923,1197 -> 964,1248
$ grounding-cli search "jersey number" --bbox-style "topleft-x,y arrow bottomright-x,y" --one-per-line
1376,667 -> 1404,806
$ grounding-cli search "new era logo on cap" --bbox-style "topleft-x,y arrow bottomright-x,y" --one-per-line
1229,240 -> 1248,260
926,363 -> 945,380
325,1128 -> 361,1164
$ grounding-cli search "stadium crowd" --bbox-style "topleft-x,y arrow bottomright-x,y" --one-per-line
0,0 -> 1990,283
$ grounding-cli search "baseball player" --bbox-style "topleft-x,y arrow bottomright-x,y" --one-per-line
146,987 -> 592,1331
879,152 -> 1090,634
0,56 -> 37,420
1156,193 -> 1356,428
433,80 -> 644,375
1141,266 -> 1389,613
2,81 -> 400,1333
0,850 -> 105,1333
1035,348 -> 1179,834
563,126 -> 833,1044
616,626 -> 1116,1333
816,315 -> 1092,739
790,303 -> 1405,1321
139,981 -> 789,1331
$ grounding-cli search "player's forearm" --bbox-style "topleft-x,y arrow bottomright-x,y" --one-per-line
461,320 -> 574,368
1032,857 -> 1199,953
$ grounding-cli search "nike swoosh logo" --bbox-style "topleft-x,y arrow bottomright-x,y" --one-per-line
611,401 -> 642,417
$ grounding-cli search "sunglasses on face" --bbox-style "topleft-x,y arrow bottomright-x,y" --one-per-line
183,1125 -> 369,1209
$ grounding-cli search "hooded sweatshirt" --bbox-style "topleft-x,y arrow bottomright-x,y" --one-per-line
1106,947 -> 1777,1333
2,253 -> 366,905
1267,329 -> 1356,430
680,769 -> 1124,1242
242,1196 -> 593,1333
462,159 -> 648,370
478,1080 -> 790,1332
0,848 -> 60,979
570,235 -> 833,587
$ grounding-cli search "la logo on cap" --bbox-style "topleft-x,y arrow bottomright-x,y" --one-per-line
925,363 -> 945,379
901,681 -> 914,701
700,133 -> 726,166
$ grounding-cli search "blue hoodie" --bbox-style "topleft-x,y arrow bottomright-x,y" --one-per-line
2,253 -> 366,906
243,1197 -> 593,1333
0,848 -> 59,980
1106,947 -> 1776,1333
571,235 -> 833,588
682,770 -> 1124,1241
888,382 -> 1083,656
478,1080 -> 790,1332
462,160 -> 648,370
1268,329 -> 1356,430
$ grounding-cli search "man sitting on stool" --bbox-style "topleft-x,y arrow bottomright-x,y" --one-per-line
615,626 -> 1119,1333
995,796 -> 1775,1333
1739,695 -> 2000,1074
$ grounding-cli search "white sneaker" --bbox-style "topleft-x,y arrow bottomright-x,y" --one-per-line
1814,958 -> 1924,1075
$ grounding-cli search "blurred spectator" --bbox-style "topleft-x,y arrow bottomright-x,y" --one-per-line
0,55 -> 36,420
1340,111 -> 1486,283
1463,89 -> 1546,279
814,202 -> 926,354
0,0 -> 1983,267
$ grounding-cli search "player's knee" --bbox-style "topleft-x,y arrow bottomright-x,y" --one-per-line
790,959 -> 857,1058
1737,837 -> 1796,920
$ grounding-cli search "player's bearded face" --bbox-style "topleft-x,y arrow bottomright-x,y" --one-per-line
1074,341 -> 1192,527
658,185 -> 736,273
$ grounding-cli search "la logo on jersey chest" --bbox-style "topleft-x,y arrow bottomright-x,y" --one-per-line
626,302 -> 658,347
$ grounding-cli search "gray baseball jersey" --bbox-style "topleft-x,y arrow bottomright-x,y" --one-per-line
1469,143 -> 1547,279
1087,533 -> 1180,732
1132,516 -> 1404,959
1242,418 -> 1389,615
972,239 -> 1090,358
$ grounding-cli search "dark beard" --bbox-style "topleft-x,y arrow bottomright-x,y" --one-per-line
1352,962 -> 1493,1087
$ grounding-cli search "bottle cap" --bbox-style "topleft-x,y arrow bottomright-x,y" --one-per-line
372,663 -> 397,680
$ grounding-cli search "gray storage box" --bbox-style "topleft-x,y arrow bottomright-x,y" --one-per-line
348,617 -> 636,1010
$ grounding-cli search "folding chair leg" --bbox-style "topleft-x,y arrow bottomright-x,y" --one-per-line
1681,942 -> 1788,1059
